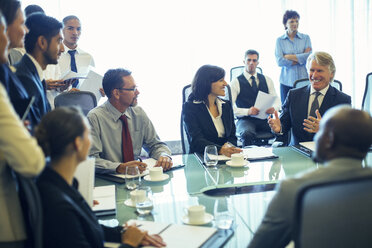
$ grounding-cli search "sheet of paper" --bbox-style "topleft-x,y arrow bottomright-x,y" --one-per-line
215,147 -> 276,161
92,185 -> 116,212
74,157 -> 95,207
299,141 -> 316,151
254,91 -> 277,120
125,220 -> 216,248
79,70 -> 104,103
111,158 -> 156,179
60,70 -> 88,81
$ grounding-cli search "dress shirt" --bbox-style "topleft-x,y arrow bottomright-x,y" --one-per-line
87,101 -> 171,172
0,83 -> 44,242
230,70 -> 281,117
275,32 -> 312,87
204,98 -> 225,138
307,84 -> 329,116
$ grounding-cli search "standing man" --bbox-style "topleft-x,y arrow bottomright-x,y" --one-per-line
248,105 -> 372,248
88,68 -> 173,174
268,51 -> 351,145
230,49 -> 281,146
15,13 -> 64,127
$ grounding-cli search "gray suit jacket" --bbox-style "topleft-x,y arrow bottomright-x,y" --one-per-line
248,157 -> 372,248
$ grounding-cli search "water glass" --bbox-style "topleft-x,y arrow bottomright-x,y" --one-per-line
214,197 -> 234,229
204,145 -> 218,166
125,165 -> 141,190
135,186 -> 154,215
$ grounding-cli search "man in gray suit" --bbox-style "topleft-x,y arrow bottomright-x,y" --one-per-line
248,105 -> 372,248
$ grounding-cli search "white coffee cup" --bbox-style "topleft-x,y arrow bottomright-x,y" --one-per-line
230,153 -> 245,166
130,189 -> 146,204
187,205 -> 206,223
149,167 -> 163,180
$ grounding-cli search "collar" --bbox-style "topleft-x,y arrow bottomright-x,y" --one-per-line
243,70 -> 257,80
26,53 -> 44,80
324,157 -> 363,169
281,31 -> 304,40
104,100 -> 132,122
62,43 -> 81,55
193,97 -> 225,105
310,84 -> 329,96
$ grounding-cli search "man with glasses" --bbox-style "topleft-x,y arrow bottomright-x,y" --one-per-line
230,49 -> 281,146
87,68 -> 173,174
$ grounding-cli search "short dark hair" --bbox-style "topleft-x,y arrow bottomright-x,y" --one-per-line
190,65 -> 225,104
62,15 -> 80,25
0,0 -> 21,26
244,49 -> 259,60
102,68 -> 132,98
35,107 -> 86,161
282,10 -> 300,30
24,4 -> 44,18
24,13 -> 62,54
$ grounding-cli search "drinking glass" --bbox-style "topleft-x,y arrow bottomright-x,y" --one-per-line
204,145 -> 218,166
125,165 -> 141,190
135,186 -> 154,215
214,197 -> 234,229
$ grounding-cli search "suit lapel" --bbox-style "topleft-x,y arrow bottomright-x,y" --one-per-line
296,85 -> 311,121
319,86 -> 335,116
221,102 -> 230,138
199,103 -> 218,138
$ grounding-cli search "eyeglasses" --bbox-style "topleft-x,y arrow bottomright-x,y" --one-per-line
116,86 -> 138,92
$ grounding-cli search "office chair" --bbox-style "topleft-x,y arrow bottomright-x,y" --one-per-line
180,84 -> 233,154
362,72 -> 371,115
54,91 -> 97,116
294,175 -> 372,248
293,78 -> 343,91
229,66 -> 263,81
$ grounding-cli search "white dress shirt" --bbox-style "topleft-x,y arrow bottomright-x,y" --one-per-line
205,98 -> 225,138
307,84 -> 329,116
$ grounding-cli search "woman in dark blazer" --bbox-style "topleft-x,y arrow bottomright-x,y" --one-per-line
35,107 -> 165,248
183,65 -> 241,157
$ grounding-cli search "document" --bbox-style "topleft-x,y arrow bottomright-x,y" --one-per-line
253,91 -> 277,120
214,147 -> 278,161
79,70 -> 104,103
92,185 -> 116,213
60,70 -> 88,81
299,141 -> 315,151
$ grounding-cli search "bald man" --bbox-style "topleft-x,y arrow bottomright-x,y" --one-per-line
249,105 -> 372,248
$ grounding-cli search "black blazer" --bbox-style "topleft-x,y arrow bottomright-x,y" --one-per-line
37,167 -> 131,248
280,85 -> 351,145
15,55 -> 50,127
182,99 -> 237,154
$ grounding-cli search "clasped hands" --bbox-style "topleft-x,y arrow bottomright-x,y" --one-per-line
116,156 -> 173,174
268,110 -> 322,134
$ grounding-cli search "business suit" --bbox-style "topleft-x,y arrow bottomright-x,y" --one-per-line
248,158 -> 372,248
280,85 -> 351,145
15,55 -> 50,127
37,166 -> 132,248
182,99 -> 237,154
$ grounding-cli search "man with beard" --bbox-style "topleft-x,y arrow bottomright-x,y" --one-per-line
230,49 -> 281,146
15,13 -> 64,127
87,68 -> 173,174
248,105 -> 372,248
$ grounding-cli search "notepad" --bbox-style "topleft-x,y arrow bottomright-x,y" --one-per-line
210,147 -> 278,161
92,185 -> 116,215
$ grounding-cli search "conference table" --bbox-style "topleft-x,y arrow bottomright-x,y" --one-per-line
96,147 -> 372,247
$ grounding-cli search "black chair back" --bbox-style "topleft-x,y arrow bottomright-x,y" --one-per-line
54,91 -> 97,115
362,72 -> 372,115
294,175 -> 372,248
293,78 -> 343,91
230,66 -> 263,81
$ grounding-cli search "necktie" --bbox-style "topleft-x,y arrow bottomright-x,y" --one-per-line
309,91 -> 321,117
251,75 -> 258,93
68,50 -> 79,88
120,115 -> 134,162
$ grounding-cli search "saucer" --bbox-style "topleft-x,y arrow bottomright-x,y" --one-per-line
124,199 -> 136,207
226,160 -> 249,167
182,213 -> 214,225
144,174 -> 169,182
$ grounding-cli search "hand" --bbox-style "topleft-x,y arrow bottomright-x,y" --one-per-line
268,111 -> 281,133
219,143 -> 242,157
303,109 -> 322,133
121,225 -> 146,247
46,79 -> 66,91
155,156 -> 173,171
68,88 -> 80,92
141,233 -> 166,247
93,200 -> 99,207
116,161 -> 147,174
304,47 -> 312,53
265,107 -> 275,115
248,107 -> 260,116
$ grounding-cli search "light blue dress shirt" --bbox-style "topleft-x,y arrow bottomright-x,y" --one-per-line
275,32 -> 312,87
87,101 -> 171,172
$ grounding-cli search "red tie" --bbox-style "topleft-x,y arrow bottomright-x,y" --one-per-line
119,115 -> 134,162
